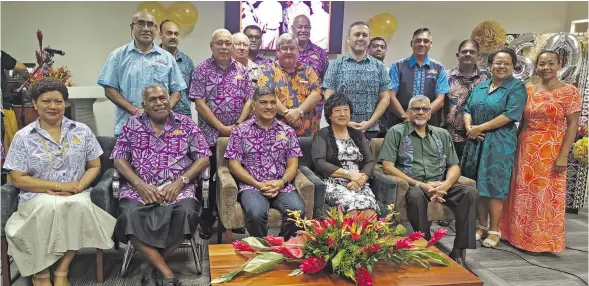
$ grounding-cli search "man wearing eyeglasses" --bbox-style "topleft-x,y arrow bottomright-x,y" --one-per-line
387,28 -> 450,132
159,19 -> 195,118
231,32 -> 261,84
379,95 -> 477,266
98,11 -> 186,137
189,29 -> 255,239
243,25 -> 273,67
258,33 -> 322,137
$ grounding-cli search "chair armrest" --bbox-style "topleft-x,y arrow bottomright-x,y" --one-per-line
373,169 -> 410,222
371,172 -> 398,218
90,168 -> 118,217
1,183 -> 20,236
457,176 -> 476,187
298,166 -> 327,219
294,169 -> 315,219
217,166 -> 239,230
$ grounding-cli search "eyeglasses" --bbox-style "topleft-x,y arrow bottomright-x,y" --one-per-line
133,20 -> 156,29
213,41 -> 233,47
408,107 -> 431,112
460,50 -> 477,55
492,61 -> 512,67
233,42 -> 248,48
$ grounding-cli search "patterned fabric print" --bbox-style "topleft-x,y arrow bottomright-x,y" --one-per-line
324,138 -> 379,213
247,60 -> 262,83
253,54 -> 273,67
110,112 -> 212,205
224,118 -> 302,193
172,49 -> 195,117
445,67 -> 491,142
501,85 -> 581,252
399,136 -> 414,177
323,54 -> 392,132
432,133 -> 446,182
3,117 -> 103,203
460,77 -> 527,199
390,56 -> 450,96
258,62 -> 322,136
189,58 -> 254,146
97,41 -> 187,136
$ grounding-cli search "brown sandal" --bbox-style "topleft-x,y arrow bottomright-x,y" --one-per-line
32,272 -> 51,286
53,270 -> 70,286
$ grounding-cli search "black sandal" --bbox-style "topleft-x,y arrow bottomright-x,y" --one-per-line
139,263 -> 156,286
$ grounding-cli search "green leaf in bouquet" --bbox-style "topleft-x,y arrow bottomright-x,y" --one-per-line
331,249 -> 346,269
392,224 -> 406,236
242,237 -> 270,250
243,252 -> 285,274
288,269 -> 304,276
421,251 -> 450,267
210,265 -> 245,284
343,266 -> 356,282
410,255 -> 431,269
367,263 -> 373,274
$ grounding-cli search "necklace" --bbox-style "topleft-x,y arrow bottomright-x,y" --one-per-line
40,134 -> 67,169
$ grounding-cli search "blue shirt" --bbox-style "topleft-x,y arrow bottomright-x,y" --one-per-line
389,55 -> 449,96
172,49 -> 195,117
97,41 -> 187,136
323,54 -> 392,132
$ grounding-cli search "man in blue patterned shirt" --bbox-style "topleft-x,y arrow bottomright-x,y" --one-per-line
323,21 -> 392,140
159,19 -> 195,117
387,28 -> 450,129
97,11 -> 186,136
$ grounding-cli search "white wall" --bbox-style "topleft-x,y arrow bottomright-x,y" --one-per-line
1,1 -> 575,136
565,1 -> 589,32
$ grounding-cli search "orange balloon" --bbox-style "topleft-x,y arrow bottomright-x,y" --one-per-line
368,13 -> 398,39
137,1 -> 168,26
167,2 -> 199,36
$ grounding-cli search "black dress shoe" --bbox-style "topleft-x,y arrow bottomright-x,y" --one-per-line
199,225 -> 213,239
232,228 -> 246,234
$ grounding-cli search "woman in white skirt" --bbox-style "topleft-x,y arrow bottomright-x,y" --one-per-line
3,78 -> 116,286
311,93 -> 379,219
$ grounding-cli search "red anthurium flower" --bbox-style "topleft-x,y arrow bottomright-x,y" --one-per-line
351,232 -> 361,241
342,218 -> 354,229
299,256 -> 327,274
313,221 -> 325,236
426,227 -> 449,248
356,266 -> 373,286
264,235 -> 285,246
395,238 -> 414,250
362,244 -> 381,254
232,241 -> 256,252
326,237 -> 337,248
407,231 -> 425,242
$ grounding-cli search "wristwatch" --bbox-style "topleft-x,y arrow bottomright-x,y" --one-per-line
297,108 -> 305,117
281,178 -> 289,187
180,176 -> 190,185
414,181 -> 421,189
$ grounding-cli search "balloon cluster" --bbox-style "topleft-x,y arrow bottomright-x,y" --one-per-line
137,1 -> 198,36
367,13 -> 398,39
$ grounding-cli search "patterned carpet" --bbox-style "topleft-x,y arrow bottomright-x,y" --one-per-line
4,207 -> 588,286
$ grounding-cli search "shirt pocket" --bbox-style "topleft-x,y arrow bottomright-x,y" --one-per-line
152,63 -> 170,83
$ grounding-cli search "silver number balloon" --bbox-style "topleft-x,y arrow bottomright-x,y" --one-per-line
544,32 -> 583,83
508,33 -> 536,82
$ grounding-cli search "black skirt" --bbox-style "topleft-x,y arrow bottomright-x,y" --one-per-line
115,198 -> 201,249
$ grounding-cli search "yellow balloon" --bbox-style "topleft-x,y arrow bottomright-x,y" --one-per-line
137,1 -> 168,26
368,13 -> 398,38
167,1 -> 199,36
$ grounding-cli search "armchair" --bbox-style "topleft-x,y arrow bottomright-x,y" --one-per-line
215,137 -> 315,243
0,136 -> 117,285
369,138 -> 476,223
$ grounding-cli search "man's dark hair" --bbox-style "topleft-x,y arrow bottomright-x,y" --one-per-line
412,28 -> 430,39
159,19 -> 179,32
348,21 -> 369,36
253,86 -> 275,102
243,25 -> 262,34
28,78 -> 69,101
457,39 -> 480,52
488,47 -> 518,67
369,37 -> 387,48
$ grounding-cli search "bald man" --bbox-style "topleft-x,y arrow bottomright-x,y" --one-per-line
189,29 -> 254,238
231,32 -> 262,83
98,11 -> 186,136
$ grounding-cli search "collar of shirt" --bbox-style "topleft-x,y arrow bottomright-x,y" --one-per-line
409,54 -> 431,68
249,116 -> 281,131
207,57 -> 238,71
405,121 -> 434,137
158,44 -> 187,63
343,53 -> 370,63
449,65 -> 486,78
274,61 -> 305,73
31,116 -> 77,134
137,111 -> 182,135
126,40 -> 162,56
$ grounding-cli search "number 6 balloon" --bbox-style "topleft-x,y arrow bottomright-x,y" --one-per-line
508,33 -> 536,82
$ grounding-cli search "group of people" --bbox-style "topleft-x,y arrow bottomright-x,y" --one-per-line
0,9 -> 581,286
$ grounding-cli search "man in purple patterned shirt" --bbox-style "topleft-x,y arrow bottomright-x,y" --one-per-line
112,84 -> 211,285
190,28 -> 254,238
290,15 -> 329,79
244,25 -> 273,67
225,86 -> 306,239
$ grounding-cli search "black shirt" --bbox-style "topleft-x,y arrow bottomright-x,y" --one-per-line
1,50 -> 17,95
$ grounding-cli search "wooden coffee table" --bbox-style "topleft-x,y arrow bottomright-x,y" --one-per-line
209,240 -> 483,286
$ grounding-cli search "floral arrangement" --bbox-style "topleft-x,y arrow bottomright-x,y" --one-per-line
471,20 -> 507,54
211,205 -> 450,286
28,30 -> 73,88
573,137 -> 588,164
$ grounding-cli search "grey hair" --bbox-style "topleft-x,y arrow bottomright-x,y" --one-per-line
211,29 -> 231,42
253,86 -> 275,102
276,33 -> 299,49
142,83 -> 168,101
132,11 -> 154,23
408,95 -> 430,108
232,32 -> 250,44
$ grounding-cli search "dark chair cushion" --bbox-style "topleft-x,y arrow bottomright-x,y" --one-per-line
298,137 -> 313,169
